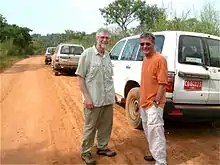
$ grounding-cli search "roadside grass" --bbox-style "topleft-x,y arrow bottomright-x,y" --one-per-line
0,55 -> 29,72
0,40 -> 30,72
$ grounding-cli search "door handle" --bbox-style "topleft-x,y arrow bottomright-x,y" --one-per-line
126,65 -> 131,69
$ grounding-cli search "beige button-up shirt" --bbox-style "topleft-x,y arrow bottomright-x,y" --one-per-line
75,46 -> 115,107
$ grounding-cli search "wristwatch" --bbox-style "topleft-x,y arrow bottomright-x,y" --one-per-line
154,100 -> 159,105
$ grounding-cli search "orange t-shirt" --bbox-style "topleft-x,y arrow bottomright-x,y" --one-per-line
140,53 -> 168,109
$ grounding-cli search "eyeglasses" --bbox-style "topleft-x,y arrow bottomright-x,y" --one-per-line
99,36 -> 109,40
140,42 -> 151,46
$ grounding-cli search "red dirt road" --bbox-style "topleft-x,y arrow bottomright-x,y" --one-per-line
1,56 -> 220,165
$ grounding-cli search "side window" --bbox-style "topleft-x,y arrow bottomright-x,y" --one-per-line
54,46 -> 59,54
109,40 -> 126,60
206,38 -> 220,67
136,48 -> 144,61
136,35 -> 165,61
60,45 -> 70,54
178,35 -> 205,64
120,38 -> 139,61
155,35 -> 165,53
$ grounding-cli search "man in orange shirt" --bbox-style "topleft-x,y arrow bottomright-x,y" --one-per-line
139,32 -> 168,165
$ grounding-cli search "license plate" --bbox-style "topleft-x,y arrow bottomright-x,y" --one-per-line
62,59 -> 68,62
184,80 -> 202,90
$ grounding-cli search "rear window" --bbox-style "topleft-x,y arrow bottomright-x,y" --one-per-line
46,47 -> 55,54
60,45 -> 84,55
178,35 -> 206,65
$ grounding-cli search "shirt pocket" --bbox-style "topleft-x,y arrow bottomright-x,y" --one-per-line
105,62 -> 113,79
147,105 -> 164,126
87,63 -> 100,81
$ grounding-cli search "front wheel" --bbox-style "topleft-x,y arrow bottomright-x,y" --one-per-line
125,87 -> 142,129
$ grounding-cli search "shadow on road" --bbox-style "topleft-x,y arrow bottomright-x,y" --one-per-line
1,141 -> 82,164
3,63 -> 45,74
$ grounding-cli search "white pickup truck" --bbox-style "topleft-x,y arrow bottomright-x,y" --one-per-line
109,31 -> 220,129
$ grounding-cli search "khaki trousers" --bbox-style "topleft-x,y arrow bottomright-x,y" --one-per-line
140,105 -> 167,165
81,104 -> 113,154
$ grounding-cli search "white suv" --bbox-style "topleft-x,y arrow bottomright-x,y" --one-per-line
110,31 -> 220,128
52,43 -> 85,76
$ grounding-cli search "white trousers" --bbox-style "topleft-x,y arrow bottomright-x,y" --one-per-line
140,105 -> 167,165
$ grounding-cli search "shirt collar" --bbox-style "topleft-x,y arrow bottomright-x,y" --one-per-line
92,45 -> 108,57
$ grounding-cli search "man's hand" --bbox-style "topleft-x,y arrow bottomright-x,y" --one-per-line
85,96 -> 94,109
153,102 -> 159,108
77,76 -> 94,110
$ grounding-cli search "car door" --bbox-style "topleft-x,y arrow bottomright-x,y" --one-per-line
117,38 -> 140,96
173,35 -> 210,104
109,39 -> 126,97
205,38 -> 220,104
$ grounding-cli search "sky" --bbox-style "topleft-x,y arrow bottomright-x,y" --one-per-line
0,0 -> 219,35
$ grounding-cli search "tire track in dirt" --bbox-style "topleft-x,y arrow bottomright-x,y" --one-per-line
42,68 -> 85,164
0,58 -> 32,102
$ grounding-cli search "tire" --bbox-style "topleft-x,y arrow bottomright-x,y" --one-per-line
125,87 -> 142,129
213,119 -> 220,128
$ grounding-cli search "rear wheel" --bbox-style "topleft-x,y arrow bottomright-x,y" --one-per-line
125,87 -> 142,129
212,119 -> 220,128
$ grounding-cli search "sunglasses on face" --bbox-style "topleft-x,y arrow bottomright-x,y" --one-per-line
140,42 -> 151,46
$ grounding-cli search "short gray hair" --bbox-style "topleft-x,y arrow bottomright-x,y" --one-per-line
140,32 -> 155,42
96,28 -> 111,38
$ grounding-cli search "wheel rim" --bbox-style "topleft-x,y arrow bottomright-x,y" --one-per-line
128,97 -> 140,121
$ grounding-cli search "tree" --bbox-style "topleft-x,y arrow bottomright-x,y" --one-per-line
135,4 -> 166,31
0,14 -> 33,55
199,2 -> 220,35
99,0 -> 145,31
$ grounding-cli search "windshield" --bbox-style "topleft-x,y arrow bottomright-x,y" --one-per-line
46,47 -> 55,54
60,45 -> 84,55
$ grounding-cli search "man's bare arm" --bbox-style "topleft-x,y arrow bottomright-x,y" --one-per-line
155,84 -> 166,103
77,76 -> 93,109
77,76 -> 89,99
156,57 -> 168,104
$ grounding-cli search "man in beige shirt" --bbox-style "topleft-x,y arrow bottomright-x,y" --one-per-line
75,28 -> 116,165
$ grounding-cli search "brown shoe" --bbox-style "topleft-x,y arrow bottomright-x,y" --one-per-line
96,148 -> 116,157
144,155 -> 155,161
81,152 -> 96,165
